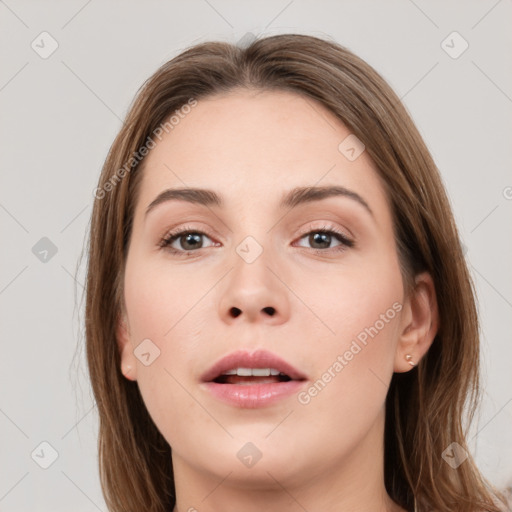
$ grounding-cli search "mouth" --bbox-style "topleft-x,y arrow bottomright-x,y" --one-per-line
212,368 -> 294,385
200,350 -> 307,408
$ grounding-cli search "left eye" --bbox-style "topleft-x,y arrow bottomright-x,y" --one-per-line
295,229 -> 354,250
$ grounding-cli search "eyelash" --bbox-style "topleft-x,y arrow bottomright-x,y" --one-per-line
158,224 -> 355,256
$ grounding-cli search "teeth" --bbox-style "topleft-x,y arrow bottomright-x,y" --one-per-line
252,368 -> 270,377
220,368 -> 286,377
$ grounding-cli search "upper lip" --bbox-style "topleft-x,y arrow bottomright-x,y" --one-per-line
200,349 -> 308,382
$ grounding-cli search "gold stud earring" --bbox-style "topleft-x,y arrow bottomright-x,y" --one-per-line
405,354 -> 416,367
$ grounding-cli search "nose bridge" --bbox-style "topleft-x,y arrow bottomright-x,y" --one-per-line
218,232 -> 290,324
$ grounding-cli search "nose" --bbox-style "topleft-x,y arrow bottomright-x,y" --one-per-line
218,245 -> 291,326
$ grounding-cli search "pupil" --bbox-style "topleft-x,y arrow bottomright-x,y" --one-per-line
310,232 -> 330,249
182,233 -> 202,250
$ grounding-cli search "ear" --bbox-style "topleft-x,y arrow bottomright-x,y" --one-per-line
117,312 -> 138,381
394,272 -> 439,373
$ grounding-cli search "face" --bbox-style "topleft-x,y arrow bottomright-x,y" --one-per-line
118,89 -> 408,488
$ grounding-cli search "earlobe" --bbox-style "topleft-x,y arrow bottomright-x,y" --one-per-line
394,272 -> 439,373
117,314 -> 138,381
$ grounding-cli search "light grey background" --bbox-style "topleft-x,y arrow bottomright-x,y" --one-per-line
1,1 -> 511,510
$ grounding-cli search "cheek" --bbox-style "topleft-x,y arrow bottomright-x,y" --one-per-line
123,254 -> 211,345
296,247 -> 403,351
122,253 -> 218,415
292,249 -> 403,415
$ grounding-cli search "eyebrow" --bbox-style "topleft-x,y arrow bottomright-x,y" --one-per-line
145,185 -> 373,217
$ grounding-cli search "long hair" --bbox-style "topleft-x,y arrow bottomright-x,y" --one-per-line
84,33 -> 508,511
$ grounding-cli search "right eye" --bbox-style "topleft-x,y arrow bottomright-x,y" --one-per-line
159,227 -> 218,255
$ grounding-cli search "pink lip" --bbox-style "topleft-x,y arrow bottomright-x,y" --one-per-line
200,349 -> 307,382
200,349 -> 308,409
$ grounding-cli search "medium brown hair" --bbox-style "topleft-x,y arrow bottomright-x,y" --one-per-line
84,34 -> 508,511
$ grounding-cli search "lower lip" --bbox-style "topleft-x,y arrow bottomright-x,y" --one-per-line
202,380 -> 306,408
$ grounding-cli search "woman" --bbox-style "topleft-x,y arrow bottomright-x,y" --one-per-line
85,34 -> 509,511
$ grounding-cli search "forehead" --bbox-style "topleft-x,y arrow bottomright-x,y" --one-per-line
135,89 -> 390,219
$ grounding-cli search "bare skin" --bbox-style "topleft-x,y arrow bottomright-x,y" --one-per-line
117,89 -> 438,512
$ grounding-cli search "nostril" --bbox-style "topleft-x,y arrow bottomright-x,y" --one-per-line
228,306 -> 275,318
230,307 -> 242,318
